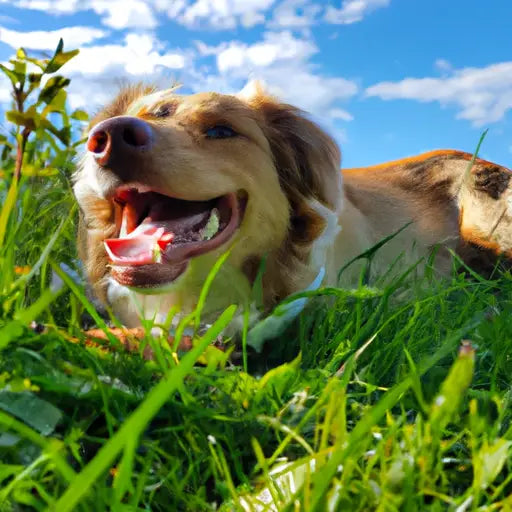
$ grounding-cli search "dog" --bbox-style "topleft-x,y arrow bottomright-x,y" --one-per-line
73,81 -> 512,340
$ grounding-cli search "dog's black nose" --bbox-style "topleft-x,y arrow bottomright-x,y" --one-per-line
87,116 -> 153,168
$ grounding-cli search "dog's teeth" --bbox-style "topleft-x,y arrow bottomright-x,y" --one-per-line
202,208 -> 220,241
120,211 -> 128,238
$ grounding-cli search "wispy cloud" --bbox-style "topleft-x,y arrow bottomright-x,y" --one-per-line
330,108 -> 354,121
158,0 -> 276,30
0,25 -> 107,50
2,0 -> 391,31
268,0 -> 321,28
213,31 -> 317,72
63,33 -> 187,108
366,61 -> 512,126
434,58 -> 452,73
4,0 -> 157,29
325,0 -> 390,24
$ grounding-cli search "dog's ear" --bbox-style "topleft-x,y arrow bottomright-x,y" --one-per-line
240,82 -> 343,246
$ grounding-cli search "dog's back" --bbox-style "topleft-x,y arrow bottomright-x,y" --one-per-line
334,150 -> 512,282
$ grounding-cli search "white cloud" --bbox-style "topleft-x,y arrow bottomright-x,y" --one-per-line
0,25 -> 107,50
2,0 -> 391,33
268,0 -> 321,28
90,0 -> 157,29
162,0 -> 275,29
0,29 -> 185,97
69,34 -> 184,76
366,61 -> 512,126
189,31 -> 357,129
260,67 -> 357,116
6,0 -> 157,29
12,0 -> 79,14
325,0 -> 390,24
216,31 -> 317,72
194,40 -> 221,57
329,108 -> 354,121
240,11 -> 265,28
2,0 -> 389,32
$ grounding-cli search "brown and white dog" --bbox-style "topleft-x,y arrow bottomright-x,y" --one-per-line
73,82 -> 512,335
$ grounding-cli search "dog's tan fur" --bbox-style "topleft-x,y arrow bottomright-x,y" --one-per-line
73,82 -> 512,329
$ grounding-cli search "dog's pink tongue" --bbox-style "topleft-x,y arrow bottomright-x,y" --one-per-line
104,224 -> 174,266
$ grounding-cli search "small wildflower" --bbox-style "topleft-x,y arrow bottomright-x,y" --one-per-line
207,435 -> 217,445
14,265 -> 31,275
150,326 -> 163,338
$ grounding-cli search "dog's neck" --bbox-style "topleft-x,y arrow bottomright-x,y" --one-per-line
329,196 -> 376,285
302,192 -> 374,289
245,196 -> 375,352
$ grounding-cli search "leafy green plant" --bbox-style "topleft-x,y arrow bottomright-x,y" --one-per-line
0,39 -> 86,326
0,38 -> 87,181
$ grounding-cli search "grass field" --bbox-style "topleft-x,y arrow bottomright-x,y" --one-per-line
2,44 -> 512,512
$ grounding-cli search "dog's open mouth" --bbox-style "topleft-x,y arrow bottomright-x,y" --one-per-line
105,187 -> 245,288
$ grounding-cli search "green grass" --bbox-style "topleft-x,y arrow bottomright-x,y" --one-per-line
2,169 -> 512,511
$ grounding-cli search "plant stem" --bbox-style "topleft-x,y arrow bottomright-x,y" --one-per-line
14,127 -> 29,182
13,84 -> 29,182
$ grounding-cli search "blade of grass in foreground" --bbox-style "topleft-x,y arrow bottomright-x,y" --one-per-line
460,129 -> 488,189
54,304 -> 237,512
194,247 -> 232,332
0,177 -> 18,249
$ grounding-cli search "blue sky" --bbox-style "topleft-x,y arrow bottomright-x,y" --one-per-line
0,0 -> 511,168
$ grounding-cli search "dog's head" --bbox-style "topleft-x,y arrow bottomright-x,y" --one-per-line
73,82 -> 342,326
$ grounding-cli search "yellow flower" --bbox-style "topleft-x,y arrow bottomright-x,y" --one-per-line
14,265 -> 31,275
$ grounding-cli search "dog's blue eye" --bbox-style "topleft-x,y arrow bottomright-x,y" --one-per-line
205,125 -> 237,139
